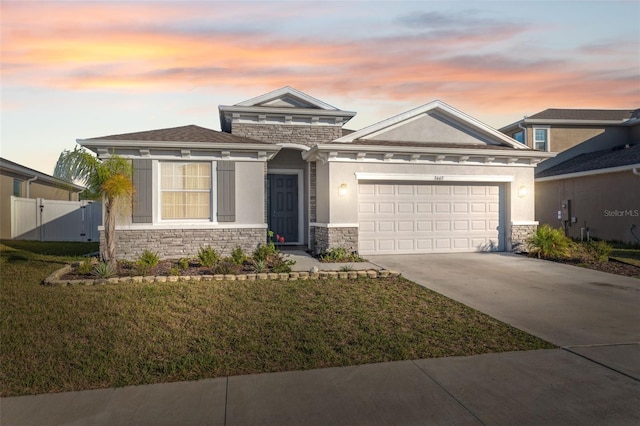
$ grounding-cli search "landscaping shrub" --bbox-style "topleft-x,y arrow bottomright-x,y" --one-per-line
584,240 -> 613,262
253,243 -> 277,262
213,260 -> 242,275
135,250 -> 159,276
230,246 -> 247,265
527,225 -> 571,260
198,246 -> 219,268
77,258 -> 95,275
320,247 -> 364,263
91,262 -> 116,278
178,257 -> 190,270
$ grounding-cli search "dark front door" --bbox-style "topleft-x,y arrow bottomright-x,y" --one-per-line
267,174 -> 298,243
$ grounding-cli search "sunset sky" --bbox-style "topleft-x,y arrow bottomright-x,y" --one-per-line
2,0 -> 639,175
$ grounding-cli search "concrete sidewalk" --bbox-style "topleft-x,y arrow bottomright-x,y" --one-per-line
3,348 -> 639,425
282,249 -> 380,272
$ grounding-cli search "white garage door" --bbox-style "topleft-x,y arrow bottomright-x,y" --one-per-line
358,182 -> 503,254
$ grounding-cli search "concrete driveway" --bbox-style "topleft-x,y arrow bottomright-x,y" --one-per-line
368,253 -> 640,379
368,253 -> 640,346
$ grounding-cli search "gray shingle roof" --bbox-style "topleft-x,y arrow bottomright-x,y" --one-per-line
528,109 -> 636,121
536,144 -> 640,178
84,125 -> 271,145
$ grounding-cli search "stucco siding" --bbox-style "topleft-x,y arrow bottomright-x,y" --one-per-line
536,171 -> 640,243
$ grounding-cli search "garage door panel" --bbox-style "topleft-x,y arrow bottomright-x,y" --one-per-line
377,240 -> 395,251
416,203 -> 432,213
397,221 -> 414,232
397,203 -> 414,214
435,203 -> 450,213
359,182 -> 504,254
397,240 -> 414,250
359,202 -> 375,214
378,221 -> 394,232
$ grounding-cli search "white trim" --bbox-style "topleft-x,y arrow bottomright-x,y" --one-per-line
535,163 -> 640,182
156,160 -> 217,224
310,222 -> 359,228
334,100 -> 527,150
234,86 -> 340,110
355,173 -> 514,183
277,143 -> 311,151
268,169 -> 305,245
511,221 -> 539,226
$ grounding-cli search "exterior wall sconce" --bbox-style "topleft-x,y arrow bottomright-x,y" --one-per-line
338,183 -> 348,197
518,185 -> 528,198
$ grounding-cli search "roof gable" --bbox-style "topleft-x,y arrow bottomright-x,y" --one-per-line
335,100 -> 527,150
235,86 -> 339,111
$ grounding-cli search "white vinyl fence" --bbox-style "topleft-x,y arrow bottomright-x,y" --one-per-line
11,196 -> 102,242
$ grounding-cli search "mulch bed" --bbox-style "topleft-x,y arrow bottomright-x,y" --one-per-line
555,258 -> 640,278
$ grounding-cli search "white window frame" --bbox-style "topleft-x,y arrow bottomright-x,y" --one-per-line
533,126 -> 550,151
157,160 -> 217,223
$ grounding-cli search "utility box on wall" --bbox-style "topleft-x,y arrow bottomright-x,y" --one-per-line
560,199 -> 571,221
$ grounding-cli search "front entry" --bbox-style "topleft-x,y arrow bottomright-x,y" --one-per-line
267,174 -> 299,243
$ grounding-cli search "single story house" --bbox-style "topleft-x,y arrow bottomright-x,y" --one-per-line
78,87 -> 552,259
0,157 -> 85,240
500,108 -> 640,243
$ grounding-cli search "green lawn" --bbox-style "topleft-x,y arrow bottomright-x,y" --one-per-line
610,243 -> 640,267
1,242 -> 554,397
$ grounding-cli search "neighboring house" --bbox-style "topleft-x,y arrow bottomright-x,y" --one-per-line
499,108 -> 637,153
78,87 -> 552,260
500,108 -> 640,243
0,157 -> 85,239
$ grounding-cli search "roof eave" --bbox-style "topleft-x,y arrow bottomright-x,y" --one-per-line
536,163 -> 640,181
302,143 -> 556,162
77,139 -> 281,152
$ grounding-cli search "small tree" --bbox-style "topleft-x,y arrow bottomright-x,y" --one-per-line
54,147 -> 133,268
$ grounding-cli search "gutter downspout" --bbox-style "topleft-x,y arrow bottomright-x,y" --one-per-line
633,168 -> 640,176
26,175 -> 38,198
518,116 -> 527,146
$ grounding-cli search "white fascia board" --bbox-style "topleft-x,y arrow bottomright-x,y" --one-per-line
234,86 -> 340,110
304,144 -> 555,159
78,139 -> 281,152
535,164 -> 640,182
335,100 -> 527,150
355,172 -> 514,183
218,105 -> 357,119
0,159 -> 85,191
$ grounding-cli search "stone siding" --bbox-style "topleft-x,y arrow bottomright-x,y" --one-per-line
231,123 -> 342,147
103,227 -> 266,260
312,226 -> 358,255
510,223 -> 537,253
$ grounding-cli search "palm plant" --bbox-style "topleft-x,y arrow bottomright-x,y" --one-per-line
54,147 -> 133,268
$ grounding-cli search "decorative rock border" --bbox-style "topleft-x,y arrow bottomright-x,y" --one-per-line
43,266 -> 401,287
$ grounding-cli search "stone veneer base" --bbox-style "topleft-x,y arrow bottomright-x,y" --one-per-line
102,227 -> 266,260
510,224 -> 538,253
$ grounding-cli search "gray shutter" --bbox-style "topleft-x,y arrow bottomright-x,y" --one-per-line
132,159 -> 152,223
217,161 -> 236,222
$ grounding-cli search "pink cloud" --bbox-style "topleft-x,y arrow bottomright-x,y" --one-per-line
2,1 -> 637,120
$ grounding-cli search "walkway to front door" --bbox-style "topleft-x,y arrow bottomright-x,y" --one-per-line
267,174 -> 298,243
